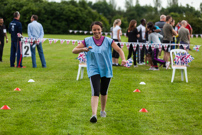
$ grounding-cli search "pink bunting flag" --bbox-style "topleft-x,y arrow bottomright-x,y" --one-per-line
139,43 -> 143,50
126,43 -> 130,50
74,31 -> 78,34
124,33 -> 127,37
201,35 -> 202,38
49,39 -> 53,45
196,34 -> 198,38
54,39 -> 58,44
77,41 -> 81,45
90,31 -> 93,34
24,38 -> 28,44
84,31 -> 88,34
79,30 -> 83,33
163,44 -> 167,51
110,33 -> 112,36
60,39 -> 64,44
120,42 -> 124,49
151,44 -> 155,51
191,35 -> 193,38
72,40 -> 76,45
69,30 -> 73,33
105,33 -> 108,36
145,43 -> 149,50
133,43 -> 137,51
158,44 -> 162,52
66,40 -> 70,45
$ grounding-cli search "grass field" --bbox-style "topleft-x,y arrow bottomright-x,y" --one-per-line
0,34 -> 202,135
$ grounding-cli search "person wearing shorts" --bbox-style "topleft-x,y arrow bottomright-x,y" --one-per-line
72,21 -> 126,123
112,19 -> 122,66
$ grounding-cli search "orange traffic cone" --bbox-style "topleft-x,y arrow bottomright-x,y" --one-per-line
1,105 -> 11,110
133,89 -> 141,92
139,108 -> 148,112
14,88 -> 21,91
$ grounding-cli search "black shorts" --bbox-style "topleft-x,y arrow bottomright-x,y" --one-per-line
90,74 -> 111,97
112,39 -> 121,58
162,40 -> 171,52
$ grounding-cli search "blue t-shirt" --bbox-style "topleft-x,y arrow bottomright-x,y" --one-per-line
84,37 -> 113,78
8,19 -> 22,42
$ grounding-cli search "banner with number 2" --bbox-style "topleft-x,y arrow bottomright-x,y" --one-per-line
23,42 -> 31,57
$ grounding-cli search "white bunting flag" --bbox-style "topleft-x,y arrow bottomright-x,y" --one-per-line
163,44 -> 167,51
191,35 -> 193,38
37,38 -> 40,44
49,39 -> 53,45
42,38 -> 46,43
120,42 -> 124,49
145,43 -> 149,50
24,38 -> 28,44
110,33 -> 112,36
159,44 -> 162,52
133,43 -> 137,51
77,40 -> 81,45
105,33 -> 108,36
69,30 -> 73,33
183,45 -> 187,50
126,43 -> 130,50
90,31 -> 93,34
79,30 -> 83,33
54,39 -> 58,44
30,38 -> 33,45
151,44 -> 155,51
74,31 -> 78,34
124,33 -> 127,37
196,34 -> 198,38
84,31 -> 88,34
60,39 -> 65,44
139,43 -> 143,50
201,34 -> 202,38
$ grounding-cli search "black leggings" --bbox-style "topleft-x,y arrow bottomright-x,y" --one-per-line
127,44 -> 137,66
90,74 -> 111,97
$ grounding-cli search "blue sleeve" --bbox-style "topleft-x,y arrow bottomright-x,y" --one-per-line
28,24 -> 33,38
155,26 -> 160,30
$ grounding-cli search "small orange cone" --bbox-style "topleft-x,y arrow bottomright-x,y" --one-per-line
139,108 -> 148,112
14,88 -> 21,91
133,89 -> 141,92
1,105 -> 11,110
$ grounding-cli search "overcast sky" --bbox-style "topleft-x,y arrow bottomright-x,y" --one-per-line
50,0 -> 202,10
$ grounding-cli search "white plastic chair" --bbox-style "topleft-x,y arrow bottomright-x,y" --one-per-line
76,63 -> 87,80
170,49 -> 188,83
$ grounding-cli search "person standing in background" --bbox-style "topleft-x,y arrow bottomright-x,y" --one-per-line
28,15 -> 46,68
9,11 -> 25,68
0,17 -> 8,62
137,19 -> 146,65
112,19 -> 122,66
155,15 -> 166,42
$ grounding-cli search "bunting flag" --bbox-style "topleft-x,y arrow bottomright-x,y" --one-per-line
77,40 -> 81,45
49,39 -> 53,45
145,43 -> 149,50
42,38 -> 46,43
126,43 -> 130,50
77,52 -> 87,63
120,42 -> 124,49
66,40 -> 70,45
30,38 -> 33,45
69,30 -> 73,33
124,58 -> 133,68
84,31 -> 88,34
196,34 -> 198,38
164,44 -> 167,51
158,44 -> 162,52
151,44 -> 155,51
193,45 -> 200,52
74,31 -> 78,34
105,33 -> 108,36
133,43 -> 137,51
24,37 -> 28,44
72,40 -> 76,45
191,35 -> 193,38
90,31 -> 93,34
54,39 -> 58,44
37,38 -> 40,44
110,33 -> 112,36
183,45 -> 187,50
201,34 -> 202,38
79,30 -> 83,33
124,33 -> 127,37
60,39 -> 65,44
139,43 -> 143,50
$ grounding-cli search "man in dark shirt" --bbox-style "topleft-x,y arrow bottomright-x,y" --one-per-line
8,11 -> 25,68
0,17 -> 8,62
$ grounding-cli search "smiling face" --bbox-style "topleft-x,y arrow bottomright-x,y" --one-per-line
92,24 -> 102,39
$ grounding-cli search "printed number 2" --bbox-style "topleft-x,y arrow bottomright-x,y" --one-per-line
24,46 -> 29,55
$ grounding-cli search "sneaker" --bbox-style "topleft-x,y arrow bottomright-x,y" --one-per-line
166,62 -> 170,70
153,68 -> 159,71
17,66 -> 26,68
90,115 -> 97,123
116,64 -> 120,66
100,111 -> 106,117
141,62 -> 145,65
138,63 -> 143,65
134,65 -> 138,67
148,67 -> 155,70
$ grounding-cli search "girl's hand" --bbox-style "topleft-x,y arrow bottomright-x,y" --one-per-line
121,60 -> 127,66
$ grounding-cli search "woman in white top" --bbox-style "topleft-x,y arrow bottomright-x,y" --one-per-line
112,19 -> 122,66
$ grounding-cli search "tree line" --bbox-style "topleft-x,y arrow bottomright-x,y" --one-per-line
1,0 -> 202,34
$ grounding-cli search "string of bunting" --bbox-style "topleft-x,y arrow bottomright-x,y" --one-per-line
68,30 -> 202,38
22,37 -> 192,51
